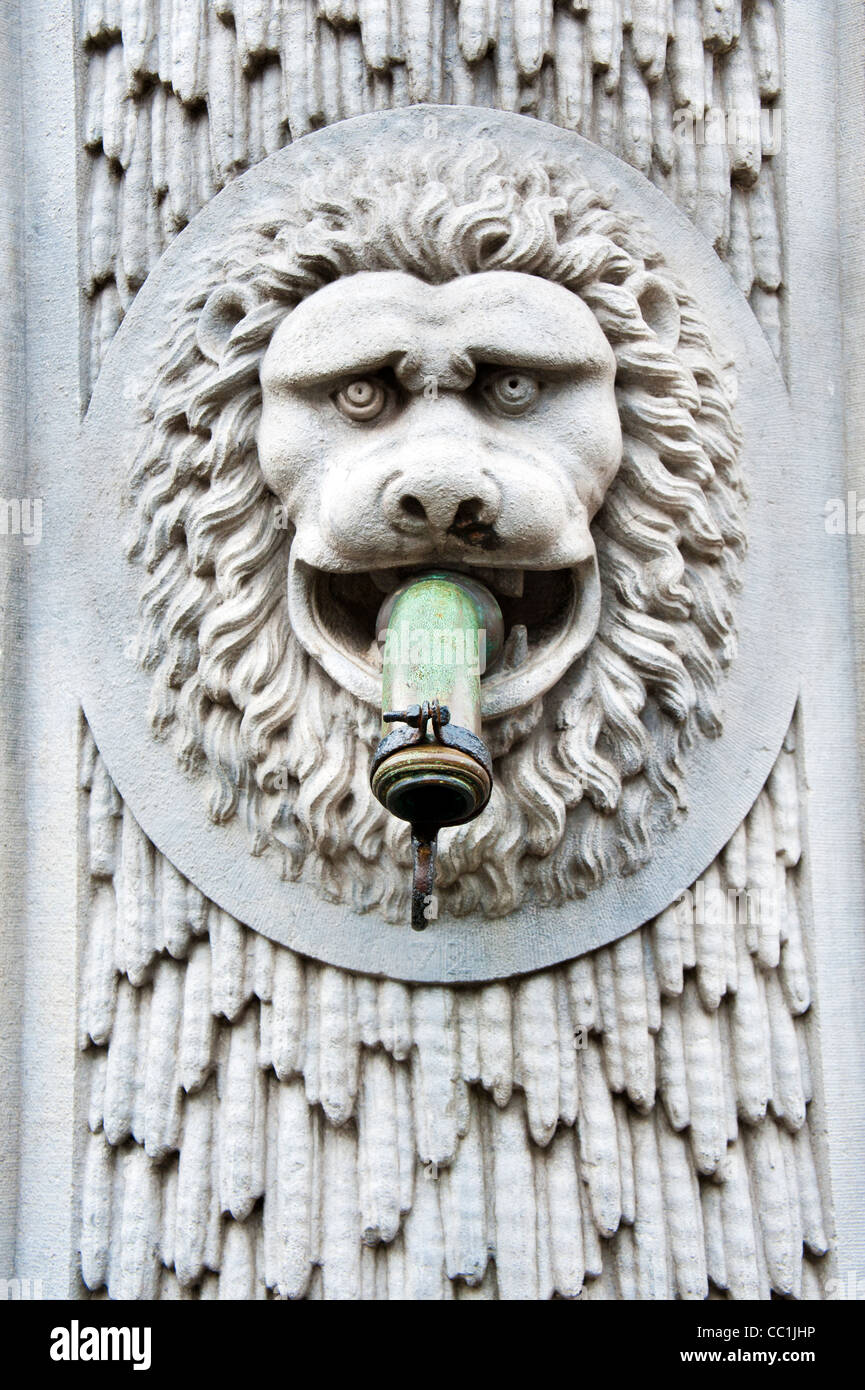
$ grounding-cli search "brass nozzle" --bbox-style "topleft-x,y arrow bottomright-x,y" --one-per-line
371,743 -> 492,827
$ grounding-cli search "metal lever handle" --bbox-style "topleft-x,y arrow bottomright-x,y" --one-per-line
410,825 -> 438,931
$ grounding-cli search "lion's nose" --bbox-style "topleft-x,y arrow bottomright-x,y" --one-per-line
383,471 -> 501,540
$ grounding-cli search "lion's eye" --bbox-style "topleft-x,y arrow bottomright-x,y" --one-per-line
334,378 -> 389,422
483,371 -> 540,417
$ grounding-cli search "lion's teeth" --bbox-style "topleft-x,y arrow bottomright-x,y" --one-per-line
501,623 -> 529,670
370,565 -> 526,600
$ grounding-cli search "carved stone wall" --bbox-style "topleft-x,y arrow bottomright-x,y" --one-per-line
80,0 -> 784,390
12,0 -> 865,1314
46,1 -> 853,1303
78,717 -> 829,1299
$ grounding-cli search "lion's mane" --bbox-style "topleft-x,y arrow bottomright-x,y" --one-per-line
129,139 -> 745,921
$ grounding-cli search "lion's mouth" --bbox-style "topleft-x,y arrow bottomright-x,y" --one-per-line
287,553 -> 602,721
337,565 -> 570,666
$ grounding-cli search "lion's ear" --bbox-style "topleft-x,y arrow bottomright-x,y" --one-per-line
635,274 -> 681,352
196,285 -> 252,364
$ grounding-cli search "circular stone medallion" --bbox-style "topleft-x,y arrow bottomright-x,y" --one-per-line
70,106 -> 807,983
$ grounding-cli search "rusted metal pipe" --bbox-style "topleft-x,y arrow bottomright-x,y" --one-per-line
370,572 -> 503,928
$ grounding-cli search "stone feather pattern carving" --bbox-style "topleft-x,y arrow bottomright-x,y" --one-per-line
77,718 -> 830,1300
80,0 -> 784,389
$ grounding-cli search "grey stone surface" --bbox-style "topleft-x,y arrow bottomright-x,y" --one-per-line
2,0 -> 864,1303
781,0 -> 865,1297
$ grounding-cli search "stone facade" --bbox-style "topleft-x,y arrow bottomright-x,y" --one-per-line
2,0 -> 864,1302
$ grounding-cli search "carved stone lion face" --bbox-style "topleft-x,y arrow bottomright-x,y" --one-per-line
130,139 -> 745,921
258,268 -> 621,718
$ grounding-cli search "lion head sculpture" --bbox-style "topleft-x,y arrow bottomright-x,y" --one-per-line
128,138 -> 745,922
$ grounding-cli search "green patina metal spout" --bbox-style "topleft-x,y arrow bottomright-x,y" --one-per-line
370,572 -> 503,929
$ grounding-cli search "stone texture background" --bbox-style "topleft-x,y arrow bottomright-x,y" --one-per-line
78,720 -> 831,1299
68,0 -> 843,1303
79,0 -> 785,392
